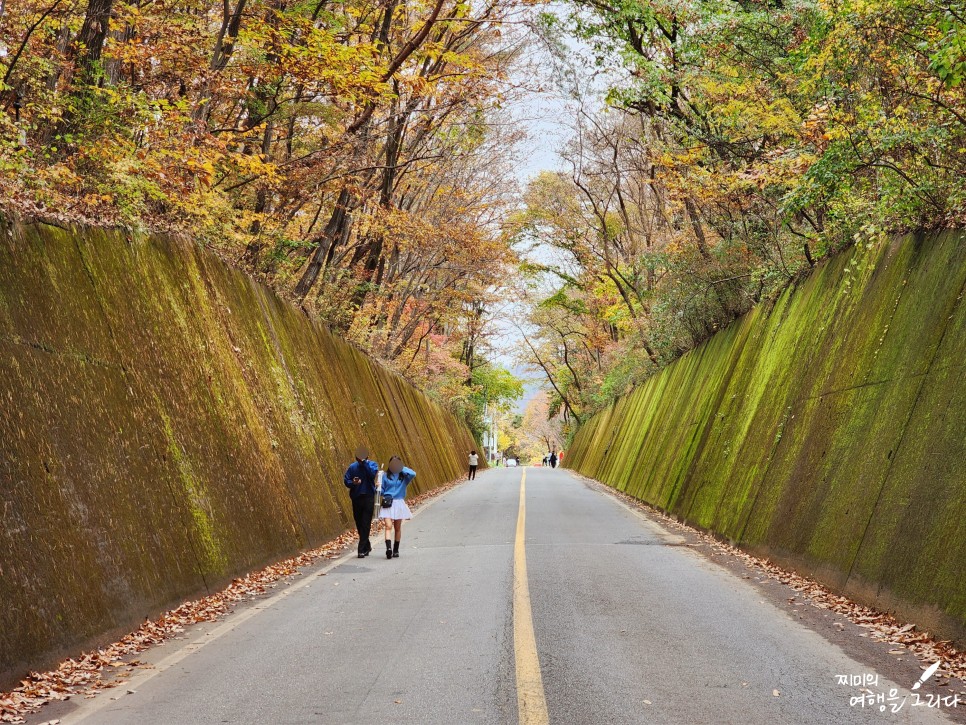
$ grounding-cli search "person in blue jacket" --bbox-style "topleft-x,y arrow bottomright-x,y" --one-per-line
378,456 -> 416,559
344,446 -> 379,558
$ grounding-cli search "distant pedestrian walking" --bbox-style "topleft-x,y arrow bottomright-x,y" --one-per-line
468,450 -> 479,480
549,451 -> 558,468
344,446 -> 379,557
379,456 -> 415,558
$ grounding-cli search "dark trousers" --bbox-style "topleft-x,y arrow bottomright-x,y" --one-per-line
352,494 -> 375,554
468,464 -> 477,480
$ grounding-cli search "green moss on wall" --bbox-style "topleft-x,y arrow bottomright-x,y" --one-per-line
566,233 -> 966,646
0,220 -> 477,685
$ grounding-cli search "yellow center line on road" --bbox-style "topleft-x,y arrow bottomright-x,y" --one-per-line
514,467 -> 550,725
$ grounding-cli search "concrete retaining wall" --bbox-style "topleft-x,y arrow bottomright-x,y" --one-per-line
565,233 -> 966,645
0,220 -> 477,685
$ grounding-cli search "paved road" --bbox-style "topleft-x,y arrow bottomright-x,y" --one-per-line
55,467 -> 955,724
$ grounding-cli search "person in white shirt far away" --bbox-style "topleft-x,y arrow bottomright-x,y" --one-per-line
468,450 -> 479,480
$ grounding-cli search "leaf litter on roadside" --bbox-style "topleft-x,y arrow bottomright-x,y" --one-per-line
578,475 -> 966,695
0,479 -> 462,723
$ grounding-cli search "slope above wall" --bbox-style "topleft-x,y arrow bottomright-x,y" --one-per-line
565,233 -> 966,646
0,220 -> 477,686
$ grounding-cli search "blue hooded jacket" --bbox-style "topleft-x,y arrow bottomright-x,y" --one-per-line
344,459 -> 379,498
381,466 -> 416,499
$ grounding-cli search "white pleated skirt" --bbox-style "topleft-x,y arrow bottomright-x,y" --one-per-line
378,498 -> 412,520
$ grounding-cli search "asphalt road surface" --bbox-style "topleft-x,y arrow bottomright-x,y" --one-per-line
52,467 -> 957,725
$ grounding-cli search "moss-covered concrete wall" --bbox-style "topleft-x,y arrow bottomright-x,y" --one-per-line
566,233 -> 966,645
0,220 -> 477,685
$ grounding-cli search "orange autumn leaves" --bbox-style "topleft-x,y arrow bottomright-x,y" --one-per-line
0,0 -> 526,421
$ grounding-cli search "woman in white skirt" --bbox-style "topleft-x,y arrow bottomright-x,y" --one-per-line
379,456 -> 416,559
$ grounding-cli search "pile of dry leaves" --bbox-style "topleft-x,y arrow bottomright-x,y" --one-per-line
0,478 -> 460,723
590,477 -> 966,693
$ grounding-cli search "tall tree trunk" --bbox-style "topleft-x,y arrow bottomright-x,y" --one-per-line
683,197 -> 711,261
347,91 -> 405,310
684,196 -> 738,318
242,117 -> 276,264
45,22 -> 72,91
104,20 -> 134,85
294,187 -> 354,299
53,0 -> 113,143
192,0 -> 247,125
75,0 -> 113,87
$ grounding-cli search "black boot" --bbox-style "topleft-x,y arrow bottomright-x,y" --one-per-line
386,539 -> 393,559
393,540 -> 400,558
